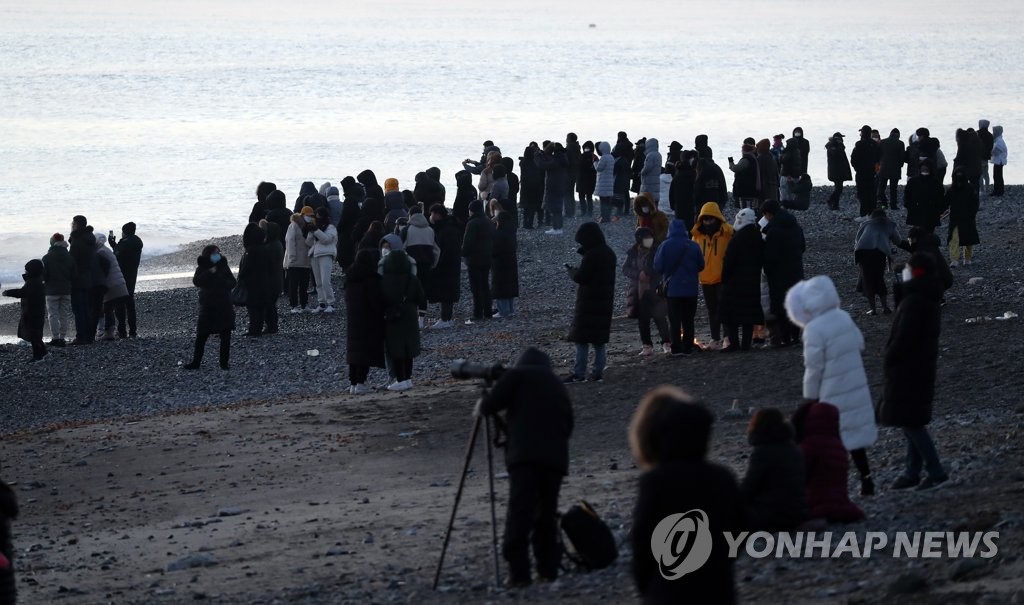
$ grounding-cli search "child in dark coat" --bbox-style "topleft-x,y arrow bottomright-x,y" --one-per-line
3,259 -> 48,361
792,401 -> 865,523
741,408 -> 808,531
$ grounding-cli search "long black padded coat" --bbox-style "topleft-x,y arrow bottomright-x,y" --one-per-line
567,222 -> 616,344
193,254 -> 236,333
490,211 -> 519,299
719,223 -> 765,326
344,249 -> 386,368
427,214 -> 462,304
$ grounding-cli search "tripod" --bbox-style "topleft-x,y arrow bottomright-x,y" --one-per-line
432,386 -> 503,590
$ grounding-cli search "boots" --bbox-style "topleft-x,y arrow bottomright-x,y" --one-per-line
101,326 -> 117,341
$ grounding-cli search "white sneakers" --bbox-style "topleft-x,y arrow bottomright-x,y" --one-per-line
544,228 -> 563,235
662,343 -> 673,355
323,305 -> 335,314
431,319 -> 455,329
639,345 -> 654,357
308,305 -> 321,314
387,380 -> 413,392
349,383 -> 370,394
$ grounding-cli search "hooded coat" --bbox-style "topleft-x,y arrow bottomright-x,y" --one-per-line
785,276 -> 878,450
357,170 -> 386,209
780,138 -> 804,178
42,242 -> 75,296
262,222 -> 284,291
95,237 -> 129,301
978,120 -> 994,160
693,158 -> 728,208
756,146 -> 780,203
577,145 -> 597,196
639,138 -> 662,196
264,191 -> 292,246
633,194 -> 669,244
825,138 -> 853,183
293,181 -> 318,213
111,231 -> 143,292
382,191 -> 408,233
426,213 -> 462,304
479,347 -> 574,475
670,152 -> 698,227
763,207 -> 805,318
284,214 -> 312,268
850,136 -> 881,176
344,249 -> 386,369
798,402 -> 865,523
691,203 -> 734,285
518,146 -> 546,210
622,228 -> 667,314
68,225 -> 98,290
491,211 -> 519,299
403,213 -> 440,270
991,126 -> 1007,166
854,214 -> 902,256
877,273 -> 943,427
534,148 -> 569,205
594,142 -> 615,197
878,131 -> 906,179
413,169 -> 446,205
461,209 -> 495,268
337,178 -> 364,268
946,179 -> 980,246
4,259 -> 46,341
452,170 -> 477,227
741,418 -> 808,532
380,249 -> 426,360
720,221 -> 765,326
239,223 -> 273,305
193,253 -> 237,333
568,222 -> 616,344
653,220 -> 705,298
903,173 -> 947,229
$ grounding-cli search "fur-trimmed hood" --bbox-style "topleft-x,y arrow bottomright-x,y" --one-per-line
784,275 -> 840,328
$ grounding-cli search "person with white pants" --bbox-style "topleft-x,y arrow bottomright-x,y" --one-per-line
305,207 -> 338,313
42,233 -> 75,346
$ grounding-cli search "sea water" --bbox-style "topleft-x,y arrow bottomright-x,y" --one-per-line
1,0 -> 1021,284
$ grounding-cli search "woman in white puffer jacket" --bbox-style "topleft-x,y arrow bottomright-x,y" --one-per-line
785,274 -> 878,496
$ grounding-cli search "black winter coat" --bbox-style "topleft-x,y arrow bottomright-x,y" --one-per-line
720,224 -> 765,326
694,160 -> 728,208
757,153 -> 780,202
878,135 -> 906,178
669,166 -> 696,228
238,238 -> 274,307
568,222 -> 616,344
480,347 -> 573,475
461,212 -> 495,268
344,252 -> 386,368
518,148 -> 545,210
577,151 -> 597,195
850,138 -> 881,175
293,181 -> 318,213
4,262 -> 46,341
352,197 -> 385,244
613,155 -> 632,197
193,255 -> 236,333
946,184 -> 980,246
413,171 -> 446,205
763,209 -> 805,317
357,171 -> 385,210
68,226 -> 97,289
265,206 -> 292,246
491,214 -> 519,299
42,244 -> 75,296
337,188 -> 363,269
780,140 -> 803,178
898,233 -> 954,292
453,171 -> 477,227
826,140 -> 853,182
111,234 -> 143,291
264,222 -> 285,294
878,275 -> 943,427
427,216 -> 462,304
904,175 -> 947,229
741,421 -> 807,532
534,151 -> 569,204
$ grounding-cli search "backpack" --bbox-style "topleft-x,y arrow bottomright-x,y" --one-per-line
559,500 -> 618,570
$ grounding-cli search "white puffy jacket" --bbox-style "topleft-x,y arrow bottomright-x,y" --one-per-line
785,275 -> 878,450
284,217 -> 312,269
305,224 -> 338,259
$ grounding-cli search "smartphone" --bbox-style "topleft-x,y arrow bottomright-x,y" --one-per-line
728,156 -> 734,163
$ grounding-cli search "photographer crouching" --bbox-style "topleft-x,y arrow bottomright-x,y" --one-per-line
474,347 -> 574,588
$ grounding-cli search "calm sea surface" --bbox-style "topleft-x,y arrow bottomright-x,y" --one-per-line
1,0 -> 1021,282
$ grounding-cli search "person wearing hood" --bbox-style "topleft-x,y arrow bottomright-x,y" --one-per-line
565,222 -> 616,382
68,215 -> 101,345
825,133 -> 853,210
904,134 -> 922,179
694,134 -> 713,161
945,168 -> 980,267
379,233 -> 425,392
903,160 -> 947,232
108,222 -> 143,337
670,149 -> 699,229
184,244 -> 236,370
264,190 -> 291,248
491,210 -> 519,318
462,199 -> 496,321
877,252 -> 949,491
693,154 -> 728,211
413,168 -> 445,206
654,219 -> 705,356
357,221 -> 385,259
790,127 -> 810,174
639,138 -> 663,207
260,220 -> 284,328
293,181 -> 318,213
476,347 -> 574,587
564,133 -> 582,218
285,208 -> 314,312
239,222 -> 273,336
249,181 -> 277,224
691,202 -> 734,348
877,129 -> 905,208
305,207 -> 338,313
755,139 -> 780,208
990,125 -> 1006,196
402,210 -> 440,327
324,185 -> 342,228
593,141 -> 616,224
353,192 -> 386,247
426,205 -> 462,328
344,248 -> 386,394
630,387 -> 744,603
854,209 -> 903,315
778,136 -> 804,205
612,139 -> 633,219
95,234 -> 130,341
452,169 -> 477,229
761,201 -> 805,348
518,143 -> 544,229
622,227 -> 670,356
850,125 -> 882,217
720,209 -> 764,351
499,157 -> 520,225
3,259 -> 48,361
630,137 -> 647,196
978,119 -> 994,192
42,233 -> 75,346
741,408 -> 808,531
728,142 -> 760,210
785,276 -> 879,496
534,143 -> 570,234
953,128 -> 984,192
576,140 -> 597,218
633,192 -> 669,244
356,170 -> 385,209
337,177 -> 364,271
791,401 -> 865,523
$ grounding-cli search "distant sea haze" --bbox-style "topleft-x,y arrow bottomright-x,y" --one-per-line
0,0 -> 1017,282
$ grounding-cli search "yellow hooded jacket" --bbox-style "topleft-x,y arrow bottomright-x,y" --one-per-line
690,202 -> 734,285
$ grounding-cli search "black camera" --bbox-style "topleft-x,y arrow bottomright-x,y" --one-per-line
451,359 -> 505,382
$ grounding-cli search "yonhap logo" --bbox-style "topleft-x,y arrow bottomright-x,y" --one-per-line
650,509 -> 714,580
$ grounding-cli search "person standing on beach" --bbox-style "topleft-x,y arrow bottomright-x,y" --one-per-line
108,222 -> 143,338
42,233 -> 74,347
761,200 -> 805,348
518,143 -> 545,229
903,160 -> 946,233
461,199 -> 495,321
877,129 -> 905,209
264,190 -> 291,248
260,221 -> 283,331
402,208 -> 440,328
693,152 -> 728,211
564,222 -> 616,382
594,141 -> 616,224
94,234 -> 129,341
639,138 -> 663,208
756,139 -> 780,209
654,219 -> 704,356
284,208 -> 313,313
426,204 -> 462,328
564,133 -> 582,218
978,119 -> 994,192
534,142 -> 569,235
306,207 -> 338,313
68,215 -> 98,345
577,141 -> 597,218
337,177 -> 363,271
3,259 -> 48,361
357,170 -> 385,209
239,222 -> 272,336
851,125 -> 882,218
613,137 -> 633,219
622,227 -> 671,356
990,125 -> 1007,196
344,248 -> 385,394
670,150 -> 699,229
945,168 -> 980,267
854,209 -> 902,315
691,203 -> 734,349
379,234 -> 425,392
728,141 -> 759,210
719,209 -> 764,352
248,181 -> 276,224
490,210 -> 519,319
452,169 -> 477,229
184,245 -> 235,370
824,133 -> 852,210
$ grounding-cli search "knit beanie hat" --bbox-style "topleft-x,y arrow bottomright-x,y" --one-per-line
384,178 -> 399,193
300,206 -> 315,217
50,233 -> 65,246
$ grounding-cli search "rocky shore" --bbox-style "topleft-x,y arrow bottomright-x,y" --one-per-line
1,186 -> 1023,604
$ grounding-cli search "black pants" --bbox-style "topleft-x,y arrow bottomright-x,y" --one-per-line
263,300 -> 279,333
246,303 -> 266,335
855,172 -> 876,216
667,296 -> 697,353
827,181 -> 844,208
467,265 -> 492,320
389,356 -> 413,381
349,364 -> 369,385
89,287 -> 106,338
599,196 -> 614,222
856,249 -> 888,309
191,328 -> 231,368
103,295 -> 129,336
287,267 -> 310,308
71,288 -> 94,343
26,330 -> 46,359
116,292 -> 137,336
850,448 -> 871,480
702,283 -> 723,341
769,317 -> 800,346
564,177 -> 577,217
726,322 -> 753,350
522,205 -> 543,229
504,463 -> 563,583
877,175 -> 899,207
993,164 -> 1004,195
636,292 -> 670,346
578,192 -> 594,216
440,301 -> 454,321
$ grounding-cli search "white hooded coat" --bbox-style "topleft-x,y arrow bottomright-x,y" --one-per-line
785,275 -> 878,450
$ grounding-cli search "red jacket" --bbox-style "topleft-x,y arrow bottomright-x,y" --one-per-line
799,403 -> 864,523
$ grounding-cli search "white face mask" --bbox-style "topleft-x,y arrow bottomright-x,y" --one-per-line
640,207 -> 650,215
920,171 -> 931,177
304,216 -> 313,223
642,238 -> 654,248
381,248 -> 391,257
902,266 -> 913,281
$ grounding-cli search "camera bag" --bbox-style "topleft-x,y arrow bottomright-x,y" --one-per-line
559,500 -> 618,570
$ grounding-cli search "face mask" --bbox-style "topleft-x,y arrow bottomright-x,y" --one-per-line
642,238 -> 654,248
920,171 -> 931,177
640,207 -> 650,215
902,266 -> 913,281
381,248 -> 390,257
210,253 -> 222,264
304,216 -> 313,223
794,133 -> 802,138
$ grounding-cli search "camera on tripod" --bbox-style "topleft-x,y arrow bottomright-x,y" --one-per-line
451,359 -> 505,383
